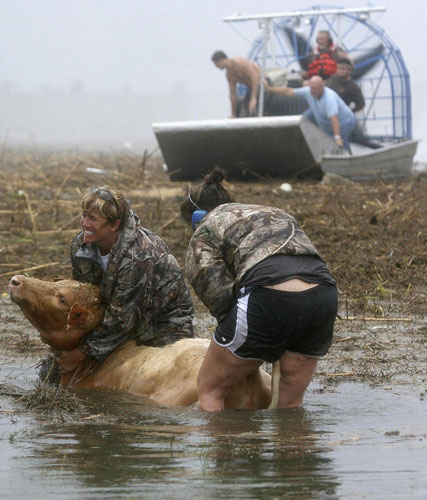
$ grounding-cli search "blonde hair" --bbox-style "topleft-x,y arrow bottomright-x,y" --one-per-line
81,186 -> 129,228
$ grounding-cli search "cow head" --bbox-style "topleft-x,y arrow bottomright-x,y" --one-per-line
9,275 -> 105,350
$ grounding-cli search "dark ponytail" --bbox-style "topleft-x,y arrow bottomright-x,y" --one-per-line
202,166 -> 227,185
180,166 -> 234,225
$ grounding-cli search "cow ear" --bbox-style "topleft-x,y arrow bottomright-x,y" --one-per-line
68,303 -> 88,326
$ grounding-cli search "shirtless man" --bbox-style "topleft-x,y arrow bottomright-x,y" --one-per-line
211,50 -> 262,118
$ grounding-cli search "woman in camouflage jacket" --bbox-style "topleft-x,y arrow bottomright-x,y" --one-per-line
181,168 -> 338,411
56,185 -> 194,374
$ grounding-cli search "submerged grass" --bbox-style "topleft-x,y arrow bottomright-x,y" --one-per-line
18,383 -> 86,421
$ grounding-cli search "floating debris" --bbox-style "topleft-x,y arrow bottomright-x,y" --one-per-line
279,182 -> 293,193
19,383 -> 86,421
85,167 -> 108,175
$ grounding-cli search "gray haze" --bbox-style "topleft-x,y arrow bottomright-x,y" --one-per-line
1,0 -> 426,159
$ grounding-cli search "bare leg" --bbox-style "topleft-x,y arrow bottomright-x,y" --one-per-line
278,351 -> 318,408
197,340 -> 262,411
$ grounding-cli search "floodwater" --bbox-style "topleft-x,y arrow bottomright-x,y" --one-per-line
0,362 -> 426,500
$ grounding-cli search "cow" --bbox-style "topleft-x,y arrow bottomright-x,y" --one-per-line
9,275 -> 272,409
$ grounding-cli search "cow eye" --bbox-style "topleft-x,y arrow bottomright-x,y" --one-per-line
59,296 -> 66,305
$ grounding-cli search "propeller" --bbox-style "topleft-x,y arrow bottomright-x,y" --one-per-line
282,25 -> 311,71
351,44 -> 384,80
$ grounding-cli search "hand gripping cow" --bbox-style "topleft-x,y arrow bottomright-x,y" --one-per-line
59,185 -> 196,375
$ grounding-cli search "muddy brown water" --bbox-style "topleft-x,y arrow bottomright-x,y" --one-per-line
1,293 -> 426,499
1,358 -> 426,499
0,155 -> 426,498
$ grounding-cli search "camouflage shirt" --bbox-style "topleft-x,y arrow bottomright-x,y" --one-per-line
71,210 -> 194,360
186,203 -> 322,321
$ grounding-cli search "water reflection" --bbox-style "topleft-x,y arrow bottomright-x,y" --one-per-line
199,408 -> 339,498
22,390 -> 339,499
2,380 -> 426,499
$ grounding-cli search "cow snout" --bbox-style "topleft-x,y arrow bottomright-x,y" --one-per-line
9,275 -> 25,288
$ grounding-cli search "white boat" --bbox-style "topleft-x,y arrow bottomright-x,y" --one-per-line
321,140 -> 418,181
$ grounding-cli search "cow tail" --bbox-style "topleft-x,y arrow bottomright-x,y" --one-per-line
268,361 -> 281,409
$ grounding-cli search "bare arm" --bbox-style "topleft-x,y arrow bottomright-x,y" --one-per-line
330,114 -> 343,147
228,78 -> 238,118
247,66 -> 261,115
263,80 -> 295,97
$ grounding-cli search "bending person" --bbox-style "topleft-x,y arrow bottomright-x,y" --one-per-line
56,185 -> 194,375
211,50 -> 262,118
264,75 -> 356,152
180,168 -> 338,411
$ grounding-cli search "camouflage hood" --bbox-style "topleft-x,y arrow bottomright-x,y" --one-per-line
186,203 -> 321,321
71,209 -> 194,360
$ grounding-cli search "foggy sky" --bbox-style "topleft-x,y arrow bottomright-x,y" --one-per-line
1,0 -> 426,158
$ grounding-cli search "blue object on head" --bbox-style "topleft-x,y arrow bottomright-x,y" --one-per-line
191,210 -> 208,230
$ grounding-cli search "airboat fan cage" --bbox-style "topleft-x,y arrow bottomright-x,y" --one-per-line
152,5 -> 417,182
230,5 -> 412,142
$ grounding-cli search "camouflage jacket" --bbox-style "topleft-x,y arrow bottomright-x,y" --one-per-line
186,203 -> 322,321
71,210 -> 194,360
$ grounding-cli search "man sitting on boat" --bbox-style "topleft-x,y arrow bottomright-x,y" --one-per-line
264,75 -> 356,152
326,58 -> 382,150
211,50 -> 262,118
302,30 -> 350,83
326,58 -> 365,112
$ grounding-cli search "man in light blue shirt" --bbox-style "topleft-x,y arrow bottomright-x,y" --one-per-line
264,75 -> 356,152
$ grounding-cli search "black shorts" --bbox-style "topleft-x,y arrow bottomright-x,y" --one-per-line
214,284 -> 338,362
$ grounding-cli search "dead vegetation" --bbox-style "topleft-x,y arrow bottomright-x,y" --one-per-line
1,146 -> 425,314
0,379 -> 87,420
18,383 -> 86,421
0,146 -> 426,392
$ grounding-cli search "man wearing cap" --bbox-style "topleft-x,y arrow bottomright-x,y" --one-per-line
326,59 -> 383,149
326,58 -> 365,113
55,185 -> 195,375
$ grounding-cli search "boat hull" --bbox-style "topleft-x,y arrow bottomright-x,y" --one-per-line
153,117 -> 418,182
153,116 -> 337,181
321,140 -> 419,181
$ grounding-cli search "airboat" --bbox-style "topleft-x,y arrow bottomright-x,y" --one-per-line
153,5 -> 418,182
